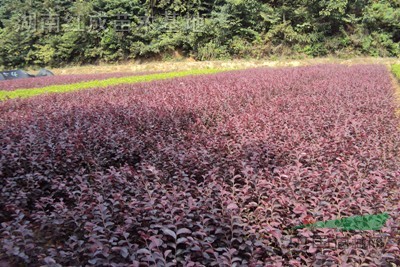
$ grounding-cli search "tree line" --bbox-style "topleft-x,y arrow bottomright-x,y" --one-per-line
0,0 -> 399,68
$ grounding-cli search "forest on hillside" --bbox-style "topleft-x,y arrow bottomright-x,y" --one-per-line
0,0 -> 399,68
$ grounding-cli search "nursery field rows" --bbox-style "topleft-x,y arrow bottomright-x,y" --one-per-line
0,64 -> 399,266
0,71 -> 159,91
0,68 -> 225,101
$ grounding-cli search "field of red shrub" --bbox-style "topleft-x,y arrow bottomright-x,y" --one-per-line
1,65 -> 399,266
0,71 -> 155,91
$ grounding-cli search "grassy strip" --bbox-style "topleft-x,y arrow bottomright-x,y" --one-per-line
392,64 -> 400,79
0,68 -> 226,101
392,64 -> 400,117
294,213 -> 389,231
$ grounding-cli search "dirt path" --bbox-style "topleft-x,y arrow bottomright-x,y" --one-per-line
50,57 -> 400,75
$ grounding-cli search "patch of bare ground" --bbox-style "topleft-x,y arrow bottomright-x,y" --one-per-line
50,57 -> 400,75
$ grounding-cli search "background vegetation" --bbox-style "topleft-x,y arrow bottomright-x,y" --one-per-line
0,0 -> 399,68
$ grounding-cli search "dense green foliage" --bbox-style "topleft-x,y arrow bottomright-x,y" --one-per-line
0,68 -> 225,100
0,0 -> 399,67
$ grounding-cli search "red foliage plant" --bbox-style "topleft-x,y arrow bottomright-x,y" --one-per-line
0,71 -> 156,91
0,65 -> 399,266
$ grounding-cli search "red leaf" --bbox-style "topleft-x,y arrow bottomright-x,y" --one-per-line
293,204 -> 307,214
227,203 -> 239,210
162,228 -> 177,239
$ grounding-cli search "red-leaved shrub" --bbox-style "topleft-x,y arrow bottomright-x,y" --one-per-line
1,65 -> 399,266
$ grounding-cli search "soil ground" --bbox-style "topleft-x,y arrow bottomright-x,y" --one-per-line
51,57 -> 400,75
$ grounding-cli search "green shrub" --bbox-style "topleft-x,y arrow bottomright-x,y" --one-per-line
392,64 -> 400,79
196,41 -> 230,61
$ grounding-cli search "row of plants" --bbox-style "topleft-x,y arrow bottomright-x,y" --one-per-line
0,71 -> 157,91
1,65 -> 400,266
0,68 -> 225,101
